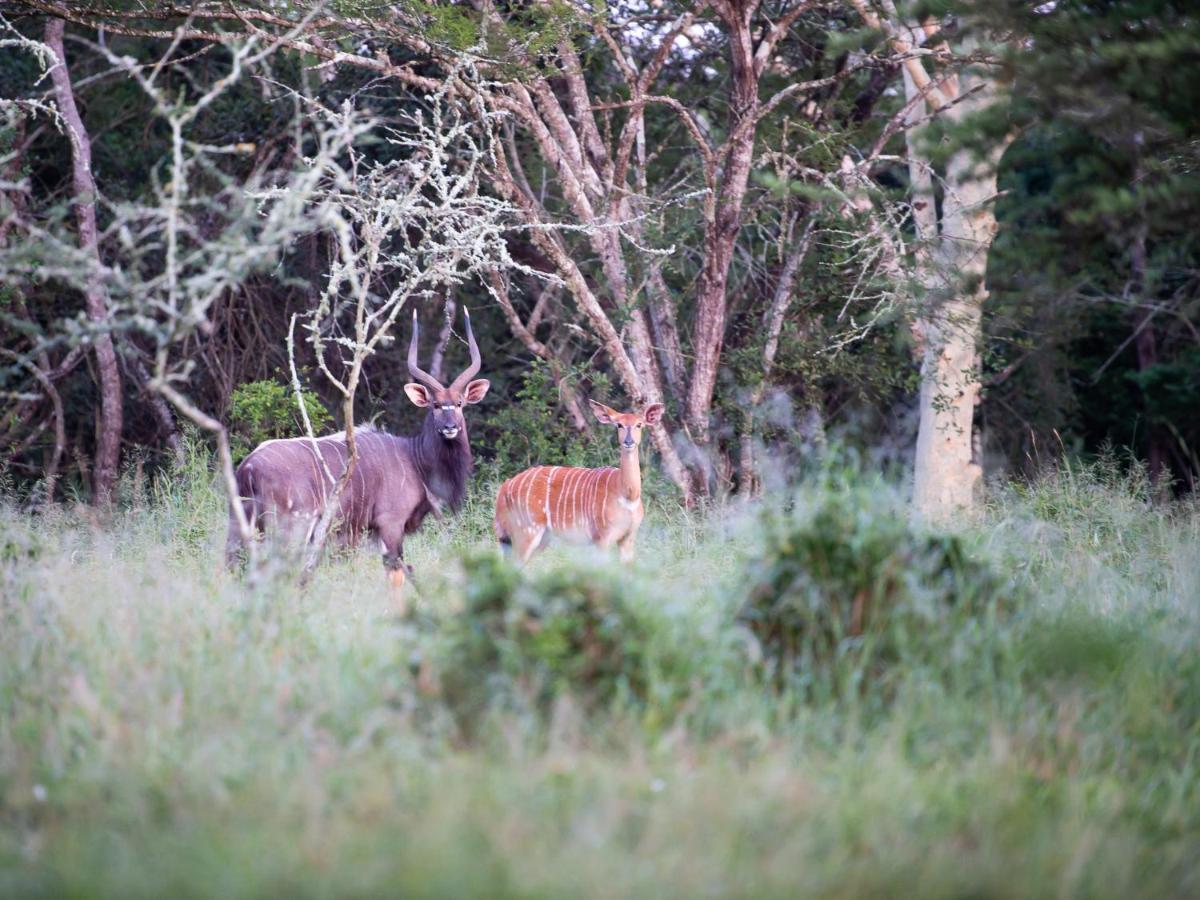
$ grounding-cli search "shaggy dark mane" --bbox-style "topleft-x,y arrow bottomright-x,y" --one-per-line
412,413 -> 472,512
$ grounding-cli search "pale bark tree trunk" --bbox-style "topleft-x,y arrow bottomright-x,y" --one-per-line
853,1 -> 1006,521
46,18 -> 124,506
910,279 -> 988,519
909,51 -> 1002,520
846,2 -> 995,517
901,65 -> 939,357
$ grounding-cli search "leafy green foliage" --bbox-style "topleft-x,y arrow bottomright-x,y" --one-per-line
406,0 -> 584,65
478,361 -> 611,479
228,379 -> 332,459
739,486 -> 1009,689
438,551 -> 685,732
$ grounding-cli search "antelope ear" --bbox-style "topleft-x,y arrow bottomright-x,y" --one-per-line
464,378 -> 490,405
589,400 -> 617,425
643,403 -> 664,425
404,383 -> 431,407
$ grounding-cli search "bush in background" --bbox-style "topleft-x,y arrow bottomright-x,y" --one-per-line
436,551 -> 694,735
228,379 -> 333,460
478,361 -> 613,479
739,485 -> 1011,694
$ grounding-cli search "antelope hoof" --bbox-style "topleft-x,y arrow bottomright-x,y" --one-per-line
388,567 -> 408,615
387,564 -> 416,618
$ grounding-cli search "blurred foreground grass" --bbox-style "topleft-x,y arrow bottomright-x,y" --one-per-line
1,452 -> 1199,898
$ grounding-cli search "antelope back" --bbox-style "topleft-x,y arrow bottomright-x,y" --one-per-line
498,465 -> 623,537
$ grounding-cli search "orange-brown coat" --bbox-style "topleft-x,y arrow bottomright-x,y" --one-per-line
493,401 -> 663,563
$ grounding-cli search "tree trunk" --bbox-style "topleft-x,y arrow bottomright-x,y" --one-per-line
910,52 -> 1001,521
901,65 -> 939,359
685,0 -> 760,451
645,267 -> 688,403
911,292 -> 986,518
46,18 -> 124,506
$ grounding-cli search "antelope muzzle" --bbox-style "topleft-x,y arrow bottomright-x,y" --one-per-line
434,405 -> 460,439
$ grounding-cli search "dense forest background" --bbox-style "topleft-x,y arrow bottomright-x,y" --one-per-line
1,0 -> 1197,505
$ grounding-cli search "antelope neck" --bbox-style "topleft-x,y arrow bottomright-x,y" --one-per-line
619,444 -> 642,502
413,414 -> 471,511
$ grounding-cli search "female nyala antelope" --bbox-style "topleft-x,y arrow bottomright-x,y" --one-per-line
494,400 -> 664,563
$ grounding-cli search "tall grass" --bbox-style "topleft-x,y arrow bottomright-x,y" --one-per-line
1,452 -> 1198,898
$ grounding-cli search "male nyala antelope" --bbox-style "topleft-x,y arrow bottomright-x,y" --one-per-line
493,400 -> 664,563
226,308 -> 489,590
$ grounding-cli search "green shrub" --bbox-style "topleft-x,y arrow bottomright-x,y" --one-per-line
437,551 -> 672,732
738,487 -> 1010,691
478,361 -> 611,478
228,379 -> 332,459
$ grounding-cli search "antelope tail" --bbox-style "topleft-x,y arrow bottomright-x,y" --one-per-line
233,463 -> 262,534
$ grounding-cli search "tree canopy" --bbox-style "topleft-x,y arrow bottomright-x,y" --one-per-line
1,0 -> 1197,502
